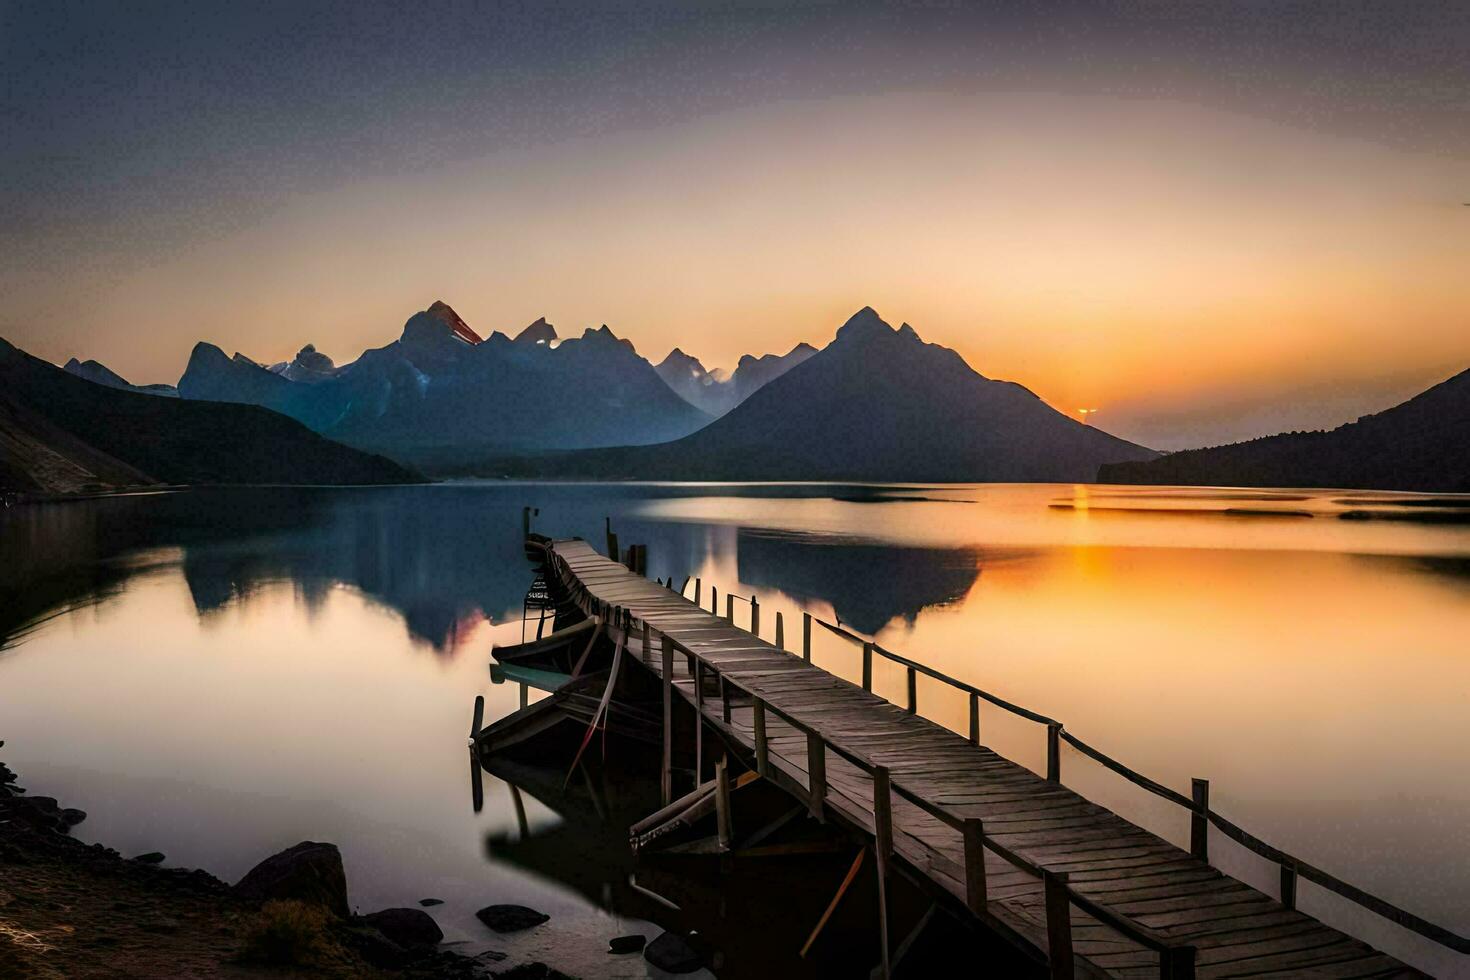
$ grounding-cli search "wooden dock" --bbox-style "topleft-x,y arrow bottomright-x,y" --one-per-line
528,536 -> 1458,978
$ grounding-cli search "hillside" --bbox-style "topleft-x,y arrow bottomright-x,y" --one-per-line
0,338 -> 421,495
1099,367 -> 1470,492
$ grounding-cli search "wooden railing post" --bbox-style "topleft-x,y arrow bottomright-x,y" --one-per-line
750,596 -> 760,637
775,611 -> 784,650
969,692 -> 980,745
872,765 -> 893,980
642,620 -> 651,664
1043,870 -> 1074,979
694,577 -> 702,606
1162,944 -> 1196,980
807,732 -> 826,821
519,682 -> 528,709
1280,862 -> 1297,910
906,666 -> 917,714
661,634 -> 674,806
754,699 -> 769,777
963,818 -> 988,914
710,585 -> 717,616
1191,778 -> 1209,862
726,592 -> 734,623
1047,722 -> 1062,783
715,754 -> 733,850
802,612 -> 812,662
862,642 -> 874,692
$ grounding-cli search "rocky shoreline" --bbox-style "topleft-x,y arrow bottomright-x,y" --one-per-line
0,745 -> 577,979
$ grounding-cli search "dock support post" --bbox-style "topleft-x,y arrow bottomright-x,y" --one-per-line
1047,722 -> 1062,783
963,818 -> 988,914
694,660 -> 705,783
1191,778 -> 1209,862
803,612 -> 812,662
661,634 -> 674,806
969,692 -> 980,745
720,674 -> 731,723
1043,870 -> 1074,979
642,620 -> 651,664
716,755 -> 733,850
754,699 -> 769,777
519,682 -> 528,709
905,666 -> 917,714
1279,862 -> 1297,910
807,732 -> 826,821
872,766 -> 893,980
862,642 -> 873,692
775,611 -> 784,650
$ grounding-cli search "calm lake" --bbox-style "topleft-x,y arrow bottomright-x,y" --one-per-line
2,482 -> 1468,976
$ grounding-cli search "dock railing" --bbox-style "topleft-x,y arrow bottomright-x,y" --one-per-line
672,572 -> 1470,961
548,553 -> 1470,973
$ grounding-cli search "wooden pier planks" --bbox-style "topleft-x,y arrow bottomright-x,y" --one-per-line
546,539 -> 1421,979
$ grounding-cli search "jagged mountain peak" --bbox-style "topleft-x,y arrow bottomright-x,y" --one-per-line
514,317 -> 556,345
833,306 -> 899,345
426,300 -> 483,345
658,348 -> 707,373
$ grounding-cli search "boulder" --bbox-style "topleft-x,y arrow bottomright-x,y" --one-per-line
360,907 -> 442,949
134,852 -> 165,864
234,841 -> 349,918
644,931 -> 703,973
474,903 -> 548,933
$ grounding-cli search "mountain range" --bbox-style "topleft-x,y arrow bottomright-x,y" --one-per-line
173,302 -> 716,470
0,337 -> 418,495
488,307 -> 1159,482
1100,366 -> 1470,492
655,343 -> 817,416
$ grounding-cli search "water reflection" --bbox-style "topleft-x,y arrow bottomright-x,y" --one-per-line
734,528 -> 1008,634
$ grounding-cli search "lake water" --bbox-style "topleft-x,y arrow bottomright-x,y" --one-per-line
2,482 -> 1467,976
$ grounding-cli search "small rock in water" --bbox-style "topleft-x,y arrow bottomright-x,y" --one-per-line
474,903 -> 549,933
134,851 -> 165,864
644,931 -> 703,973
609,933 -> 646,954
418,897 -> 444,906
360,907 -> 443,949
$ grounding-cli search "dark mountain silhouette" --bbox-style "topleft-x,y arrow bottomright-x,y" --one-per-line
655,342 -> 816,416
1100,367 -> 1470,492
491,307 -> 1156,481
732,343 -> 817,402
177,302 -> 711,471
0,337 -> 420,495
63,357 -> 178,396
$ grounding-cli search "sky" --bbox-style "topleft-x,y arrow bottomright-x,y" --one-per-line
2,1 -> 1467,449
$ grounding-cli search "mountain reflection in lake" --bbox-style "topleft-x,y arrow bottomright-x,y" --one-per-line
2,482 -> 1468,975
